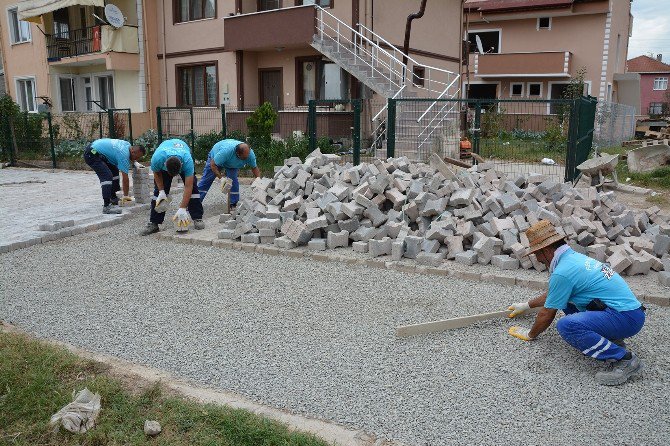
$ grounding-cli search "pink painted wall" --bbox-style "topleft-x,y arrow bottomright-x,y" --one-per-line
639,73 -> 670,113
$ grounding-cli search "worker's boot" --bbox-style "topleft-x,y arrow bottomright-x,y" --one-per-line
103,204 -> 122,214
595,353 -> 643,386
140,222 -> 160,236
193,219 -> 205,230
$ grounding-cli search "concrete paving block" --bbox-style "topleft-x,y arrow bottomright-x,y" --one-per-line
219,213 -> 233,223
449,188 -> 475,207
338,218 -> 361,233
455,250 -> 477,265
658,271 -> 670,287
241,233 -> 261,244
258,228 -> 276,237
491,255 -> 520,270
369,237 -> 392,257
352,241 -> 368,253
653,235 -> 670,257
391,240 -> 404,260
260,236 -> 276,245
308,238 -> 327,251
256,218 -> 281,230
327,230 -> 349,249
282,196 -> 303,212
416,252 -> 446,267
491,217 -> 515,234
577,231 -> 596,246
218,229 -> 235,240
385,221 -> 405,239
403,236 -> 423,259
608,251 -> 632,274
422,239 -> 441,253
385,188 -> 407,208
341,201 -> 364,218
364,206 -> 388,227
275,236 -> 297,249
305,216 -> 328,231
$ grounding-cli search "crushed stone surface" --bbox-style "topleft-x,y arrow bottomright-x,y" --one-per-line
1,192 -> 670,445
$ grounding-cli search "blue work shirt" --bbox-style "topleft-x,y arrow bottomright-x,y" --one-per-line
91,138 -> 131,173
545,248 -> 640,312
150,139 -> 195,177
211,139 -> 257,169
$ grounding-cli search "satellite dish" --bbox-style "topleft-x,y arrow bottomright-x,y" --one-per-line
475,35 -> 484,54
104,4 -> 125,29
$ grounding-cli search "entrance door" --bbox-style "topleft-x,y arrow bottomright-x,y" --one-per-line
259,68 -> 282,110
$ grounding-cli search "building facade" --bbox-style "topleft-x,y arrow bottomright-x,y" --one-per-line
627,54 -> 670,116
463,0 -> 632,107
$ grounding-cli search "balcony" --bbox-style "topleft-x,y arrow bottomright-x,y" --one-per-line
224,5 -> 317,52
46,25 -> 139,70
473,51 -> 572,78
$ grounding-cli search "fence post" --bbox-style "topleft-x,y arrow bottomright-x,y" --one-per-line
386,98 -> 396,158
127,109 -> 133,144
221,104 -> 227,138
308,100 -> 316,153
472,101 -> 482,163
352,99 -> 361,165
98,112 -> 103,139
47,112 -> 56,168
156,107 -> 163,143
565,98 -> 581,183
107,109 -> 116,139
189,107 -> 195,149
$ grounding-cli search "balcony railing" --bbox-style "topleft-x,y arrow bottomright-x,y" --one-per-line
46,25 -> 139,61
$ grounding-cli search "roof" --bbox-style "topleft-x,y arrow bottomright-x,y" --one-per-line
627,55 -> 670,73
464,0 -> 597,13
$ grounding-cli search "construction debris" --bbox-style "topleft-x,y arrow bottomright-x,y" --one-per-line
218,149 -> 670,276
627,143 -> 670,173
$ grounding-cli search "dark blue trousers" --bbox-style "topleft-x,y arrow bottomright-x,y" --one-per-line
83,144 -> 119,205
150,170 -> 204,224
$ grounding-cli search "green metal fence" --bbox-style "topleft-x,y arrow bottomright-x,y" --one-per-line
1,109 -> 133,168
385,97 -> 596,182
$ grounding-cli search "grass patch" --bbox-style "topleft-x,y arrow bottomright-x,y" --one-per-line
0,331 -> 328,446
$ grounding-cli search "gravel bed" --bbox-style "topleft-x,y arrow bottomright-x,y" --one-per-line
2,192 -> 670,445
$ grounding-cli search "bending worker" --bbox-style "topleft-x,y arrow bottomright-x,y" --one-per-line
83,138 -> 145,214
507,220 -> 645,386
140,138 -> 205,235
197,139 -> 261,208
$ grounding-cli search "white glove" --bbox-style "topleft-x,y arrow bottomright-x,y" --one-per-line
508,326 -> 535,341
172,207 -> 192,229
508,302 -> 531,318
220,177 -> 231,193
155,190 -> 169,213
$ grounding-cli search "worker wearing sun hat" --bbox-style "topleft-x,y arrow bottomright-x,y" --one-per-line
506,220 -> 646,386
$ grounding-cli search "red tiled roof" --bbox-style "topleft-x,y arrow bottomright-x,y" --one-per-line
464,0 -> 574,13
627,55 -> 670,73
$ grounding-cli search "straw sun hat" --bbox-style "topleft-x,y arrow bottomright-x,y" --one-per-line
525,220 -> 565,255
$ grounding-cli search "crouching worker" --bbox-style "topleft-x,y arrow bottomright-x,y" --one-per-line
83,138 -> 145,214
197,139 -> 261,208
507,220 -> 645,386
140,139 -> 205,236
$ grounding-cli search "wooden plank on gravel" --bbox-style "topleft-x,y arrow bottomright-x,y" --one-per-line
396,307 -> 540,338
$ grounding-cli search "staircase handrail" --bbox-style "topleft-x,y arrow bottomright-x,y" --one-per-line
372,85 -> 405,122
417,76 -> 461,122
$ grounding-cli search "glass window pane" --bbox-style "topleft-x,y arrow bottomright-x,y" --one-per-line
10,10 -> 19,42
205,0 -> 215,18
302,61 -> 316,104
18,81 -> 27,111
107,77 -> 114,108
193,66 -> 204,106
180,0 -> 189,21
206,65 -> 217,106
181,68 -> 192,105
26,80 -> 35,111
191,0 -> 203,20
60,78 -> 74,111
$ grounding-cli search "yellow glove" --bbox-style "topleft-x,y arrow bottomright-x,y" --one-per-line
508,302 -> 531,318
508,326 -> 535,341
172,208 -> 192,229
120,196 -> 134,203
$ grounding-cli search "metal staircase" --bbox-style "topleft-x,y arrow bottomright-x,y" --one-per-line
311,6 -> 461,161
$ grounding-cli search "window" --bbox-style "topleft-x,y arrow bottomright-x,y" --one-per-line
8,7 -> 31,43
301,0 -> 333,7
175,0 -> 215,23
53,8 -> 70,38
258,0 -> 280,11
15,78 -> 36,112
511,83 -> 523,97
83,77 -> 93,111
653,77 -> 668,90
296,57 -> 350,105
177,63 -> 217,106
537,17 -> 551,30
59,78 -> 76,112
412,66 -> 425,87
528,83 -> 542,97
467,30 -> 500,54
97,76 -> 115,109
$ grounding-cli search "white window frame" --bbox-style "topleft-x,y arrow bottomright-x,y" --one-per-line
537,17 -> 552,30
14,76 -> 37,113
467,28 -> 502,54
510,82 -> 524,97
653,77 -> 668,91
57,76 -> 77,112
527,82 -> 543,98
7,6 -> 32,44
583,80 -> 592,97
93,72 -> 115,111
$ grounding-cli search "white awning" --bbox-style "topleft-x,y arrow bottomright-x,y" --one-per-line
17,0 -> 104,22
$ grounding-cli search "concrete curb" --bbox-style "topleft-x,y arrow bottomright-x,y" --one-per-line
0,204 -> 150,254
0,322 -> 400,446
156,228 -> 670,307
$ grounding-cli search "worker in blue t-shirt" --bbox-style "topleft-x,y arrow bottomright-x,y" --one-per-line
83,138 -> 146,214
197,139 -> 261,208
140,139 -> 205,235
507,220 -> 645,386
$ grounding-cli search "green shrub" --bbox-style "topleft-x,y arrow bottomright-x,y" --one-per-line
194,131 -> 225,161
246,102 -> 277,150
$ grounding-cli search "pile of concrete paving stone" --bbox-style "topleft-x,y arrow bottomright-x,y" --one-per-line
217,149 -> 670,278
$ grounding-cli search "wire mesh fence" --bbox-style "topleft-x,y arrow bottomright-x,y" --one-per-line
593,101 -> 636,150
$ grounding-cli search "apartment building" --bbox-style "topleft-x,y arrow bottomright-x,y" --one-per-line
463,0 -> 633,107
0,0 -> 155,121
627,54 -> 670,116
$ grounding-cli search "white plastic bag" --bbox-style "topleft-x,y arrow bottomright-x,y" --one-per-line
49,388 -> 101,433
